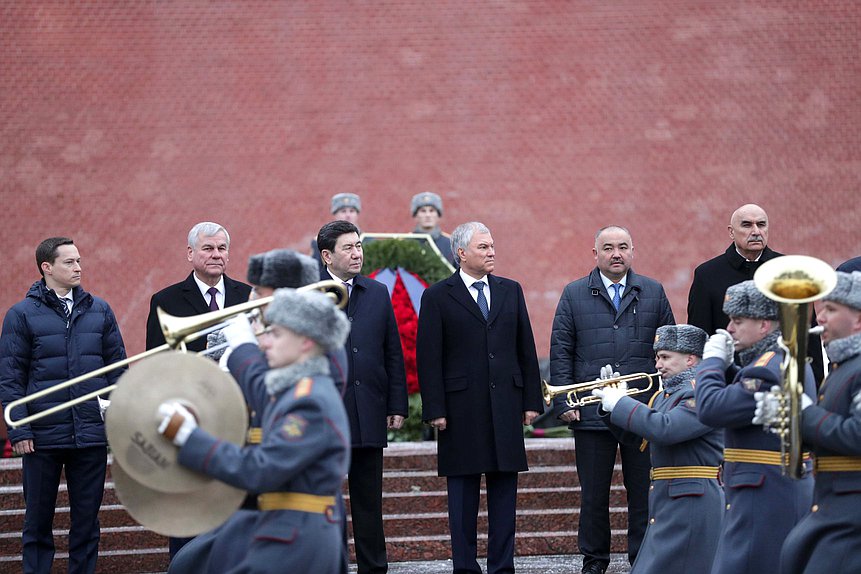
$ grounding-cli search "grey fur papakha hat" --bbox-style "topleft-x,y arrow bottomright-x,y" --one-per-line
653,324 -> 708,356
247,249 -> 318,289
722,280 -> 778,320
825,271 -> 861,311
410,192 -> 443,217
264,288 -> 350,352
331,193 -> 361,214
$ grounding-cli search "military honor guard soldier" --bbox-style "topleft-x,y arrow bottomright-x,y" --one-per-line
592,324 -> 724,574
695,280 -> 815,574
755,271 -> 861,574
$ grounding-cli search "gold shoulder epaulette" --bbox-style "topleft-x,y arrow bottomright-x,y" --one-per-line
754,351 -> 776,367
295,377 -> 314,398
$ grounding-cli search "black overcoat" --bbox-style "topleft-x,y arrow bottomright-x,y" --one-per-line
416,272 -> 542,476
335,273 -> 408,448
145,272 -> 252,352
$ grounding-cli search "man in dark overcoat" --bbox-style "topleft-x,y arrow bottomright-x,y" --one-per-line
317,220 -> 408,574
145,221 -> 251,353
417,221 -> 543,574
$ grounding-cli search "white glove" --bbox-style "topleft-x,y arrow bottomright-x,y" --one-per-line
801,393 -> 812,410
592,382 -> 628,412
853,391 -> 861,415
97,397 -> 111,422
703,329 -> 735,369
222,315 -> 257,350
599,364 -> 620,381
157,401 -> 198,447
752,385 -> 781,426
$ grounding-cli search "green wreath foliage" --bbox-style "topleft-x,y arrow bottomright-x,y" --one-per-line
362,238 -> 452,284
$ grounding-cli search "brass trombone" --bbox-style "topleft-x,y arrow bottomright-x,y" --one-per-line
542,372 -> 662,408
3,280 -> 349,429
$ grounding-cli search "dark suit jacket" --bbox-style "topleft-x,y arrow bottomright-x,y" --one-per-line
328,271 -> 408,448
416,272 -> 543,476
145,272 -> 252,352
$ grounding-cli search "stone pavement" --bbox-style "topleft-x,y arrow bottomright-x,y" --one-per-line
349,554 -> 631,573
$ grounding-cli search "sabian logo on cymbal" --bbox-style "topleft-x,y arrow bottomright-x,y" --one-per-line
131,431 -> 171,469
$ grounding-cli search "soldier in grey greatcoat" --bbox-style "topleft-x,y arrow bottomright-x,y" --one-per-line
755,271 -> 861,574
158,288 -> 351,574
695,281 -> 815,574
592,324 -> 723,574
410,191 -> 455,265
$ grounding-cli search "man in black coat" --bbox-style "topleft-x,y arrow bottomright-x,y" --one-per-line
145,221 -> 252,354
686,204 -> 823,383
687,204 -> 781,336
417,221 -> 543,574
317,220 -> 408,574
144,221 -> 251,559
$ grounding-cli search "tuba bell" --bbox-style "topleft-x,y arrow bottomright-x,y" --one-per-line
754,255 -> 837,478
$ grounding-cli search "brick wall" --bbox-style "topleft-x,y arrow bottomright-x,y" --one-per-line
2,1 -> 860,365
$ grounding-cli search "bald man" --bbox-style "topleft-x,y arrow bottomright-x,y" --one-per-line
687,204 -> 782,336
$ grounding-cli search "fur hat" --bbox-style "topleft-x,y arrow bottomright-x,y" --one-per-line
247,249 -> 318,289
723,280 -> 778,320
331,193 -> 361,214
653,324 -> 708,356
826,271 -> 861,311
264,288 -> 350,352
410,192 -> 443,217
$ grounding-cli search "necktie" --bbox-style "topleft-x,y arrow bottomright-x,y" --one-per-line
57,293 -> 71,323
611,283 -> 622,311
474,281 -> 489,320
342,282 -> 352,296
207,287 -> 219,311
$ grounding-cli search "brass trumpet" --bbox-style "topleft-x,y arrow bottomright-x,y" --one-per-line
542,372 -> 662,408
3,280 -> 349,429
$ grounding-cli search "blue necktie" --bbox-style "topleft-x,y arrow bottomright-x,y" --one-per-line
611,283 -> 622,311
474,281 -> 489,320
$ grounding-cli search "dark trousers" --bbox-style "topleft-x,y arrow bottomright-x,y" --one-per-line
347,447 -> 387,574
447,472 -> 518,574
168,536 -> 194,560
22,446 -> 107,574
572,429 -> 649,569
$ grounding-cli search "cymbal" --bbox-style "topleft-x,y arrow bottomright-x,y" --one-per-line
110,456 -> 245,537
106,351 -> 248,493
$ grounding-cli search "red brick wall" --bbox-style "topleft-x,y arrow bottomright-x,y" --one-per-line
2,1 -> 860,364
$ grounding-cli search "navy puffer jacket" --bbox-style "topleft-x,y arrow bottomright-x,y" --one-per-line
549,268 -> 675,430
0,280 -> 127,448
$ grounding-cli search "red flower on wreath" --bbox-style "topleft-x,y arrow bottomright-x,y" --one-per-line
369,267 -> 428,395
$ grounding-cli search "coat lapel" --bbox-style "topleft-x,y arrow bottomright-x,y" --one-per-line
181,273 -> 210,314
486,275 -> 507,325
446,272 -> 487,323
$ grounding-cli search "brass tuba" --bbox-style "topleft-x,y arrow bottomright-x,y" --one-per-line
754,255 -> 836,478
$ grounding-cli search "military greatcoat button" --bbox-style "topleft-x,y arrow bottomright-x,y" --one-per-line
649,518 -> 655,524
726,503 -> 731,510
811,504 -> 819,512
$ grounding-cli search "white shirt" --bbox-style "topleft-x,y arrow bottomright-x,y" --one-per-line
193,274 -> 226,309
459,269 -> 491,310
599,272 -> 627,300
735,247 -> 763,262
326,270 -> 354,294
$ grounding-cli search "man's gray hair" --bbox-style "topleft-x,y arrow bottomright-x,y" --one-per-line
188,222 -> 230,249
450,221 -> 490,259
